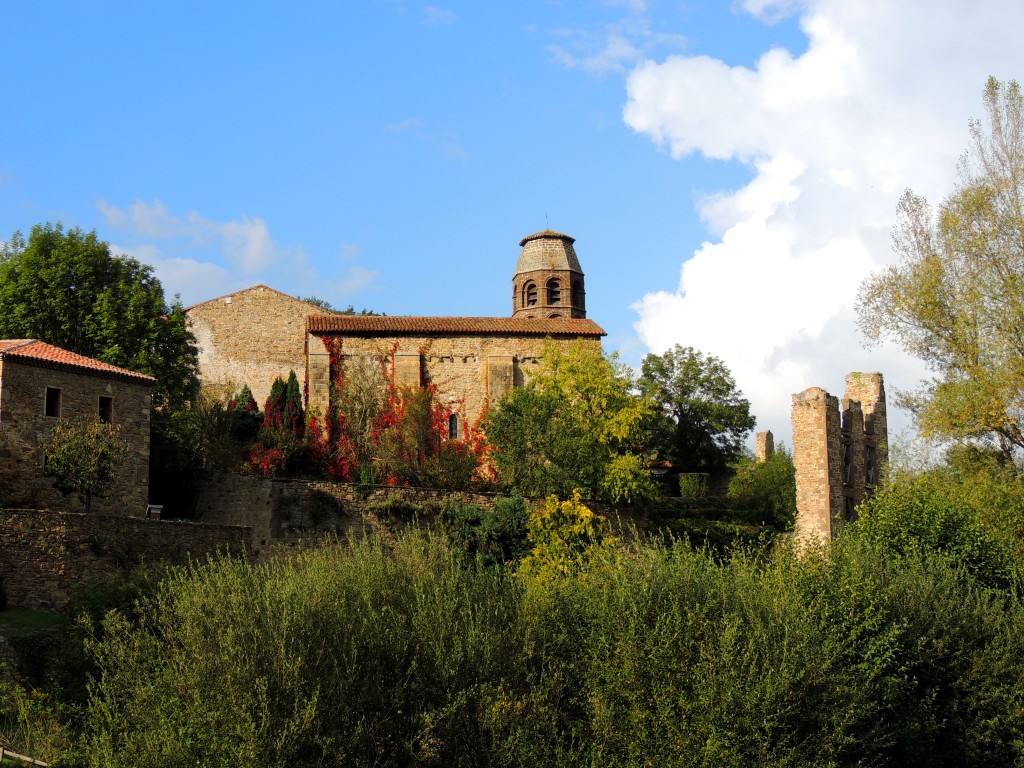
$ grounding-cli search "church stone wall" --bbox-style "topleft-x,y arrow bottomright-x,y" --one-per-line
187,286 -> 332,407
307,333 -> 601,425
0,359 -> 151,515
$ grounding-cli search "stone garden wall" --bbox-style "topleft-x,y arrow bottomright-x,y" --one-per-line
0,509 -> 250,612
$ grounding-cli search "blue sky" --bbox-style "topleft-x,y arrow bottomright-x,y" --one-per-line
2,1 -> 1020,445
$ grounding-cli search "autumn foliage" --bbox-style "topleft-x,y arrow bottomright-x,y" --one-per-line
241,344 -> 490,488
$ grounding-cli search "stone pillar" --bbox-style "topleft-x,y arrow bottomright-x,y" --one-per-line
792,387 -> 844,543
487,355 -> 515,402
306,333 -> 331,422
756,431 -> 775,462
844,372 -> 887,487
394,353 -> 422,389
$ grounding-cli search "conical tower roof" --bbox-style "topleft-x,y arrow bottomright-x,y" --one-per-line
516,230 -> 583,274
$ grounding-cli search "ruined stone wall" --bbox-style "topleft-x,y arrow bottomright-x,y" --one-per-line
792,373 -> 887,543
307,332 -> 602,425
0,636 -> 20,683
0,509 -> 250,612
756,431 -> 775,462
0,359 -> 151,515
792,388 -> 844,542
194,471 -> 505,559
187,286 -> 332,406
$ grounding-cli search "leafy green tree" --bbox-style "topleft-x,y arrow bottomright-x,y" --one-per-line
727,445 -> 797,529
0,223 -> 199,411
858,78 -> 1024,466
42,416 -> 129,513
638,344 -> 755,473
485,340 -> 656,503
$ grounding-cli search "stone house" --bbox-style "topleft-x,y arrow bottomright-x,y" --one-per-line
188,230 -> 606,425
0,340 -> 154,515
186,285 -> 333,406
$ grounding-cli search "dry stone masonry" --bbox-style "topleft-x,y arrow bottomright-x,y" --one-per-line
791,373 -> 887,544
0,340 -> 154,515
186,285 -> 333,406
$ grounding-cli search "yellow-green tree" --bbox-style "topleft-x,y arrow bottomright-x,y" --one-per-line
858,77 -> 1024,465
485,340 -> 656,503
518,492 -> 617,579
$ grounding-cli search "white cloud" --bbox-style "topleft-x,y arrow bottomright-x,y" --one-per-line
550,18 -> 686,76
110,243 -> 238,306
101,201 -> 379,308
625,0 -> 1024,442
384,118 -> 468,163
422,6 -> 457,25
99,199 -> 282,273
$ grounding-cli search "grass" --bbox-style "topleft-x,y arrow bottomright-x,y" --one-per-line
0,609 -> 63,639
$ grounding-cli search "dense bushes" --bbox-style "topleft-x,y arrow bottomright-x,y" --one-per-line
38,529 -> 1022,767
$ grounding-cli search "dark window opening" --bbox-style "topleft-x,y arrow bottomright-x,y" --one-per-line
448,413 -> 459,440
524,282 -> 537,307
549,313 -> 562,318
572,280 -> 583,307
99,396 -> 114,424
44,387 -> 61,418
842,442 -> 852,485
844,496 -> 857,523
547,279 -> 561,304
866,446 -> 877,486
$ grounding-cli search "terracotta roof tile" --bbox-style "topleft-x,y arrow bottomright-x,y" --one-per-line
0,340 -> 157,384
306,315 -> 606,337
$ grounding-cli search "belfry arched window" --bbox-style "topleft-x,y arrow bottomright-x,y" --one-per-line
524,282 -> 538,307
572,280 -> 583,308
546,279 -> 561,304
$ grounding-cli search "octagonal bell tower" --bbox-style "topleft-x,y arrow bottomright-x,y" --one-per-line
512,230 -> 586,319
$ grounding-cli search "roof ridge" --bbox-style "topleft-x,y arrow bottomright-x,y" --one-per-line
185,284 -> 329,312
1,339 -> 156,384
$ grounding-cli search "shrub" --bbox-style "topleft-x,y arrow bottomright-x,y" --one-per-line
727,448 -> 797,529
519,492 -> 617,580
72,529 -> 1024,767
440,494 -> 530,567
853,474 -> 1015,589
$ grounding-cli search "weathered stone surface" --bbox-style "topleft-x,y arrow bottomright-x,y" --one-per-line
306,333 -> 602,425
0,357 -> 151,515
0,509 -> 250,612
186,285 -> 333,406
755,431 -> 774,462
792,373 -> 887,544
193,471 -> 635,560
0,636 -> 20,684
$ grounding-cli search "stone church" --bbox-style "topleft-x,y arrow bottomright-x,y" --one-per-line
186,230 -> 606,427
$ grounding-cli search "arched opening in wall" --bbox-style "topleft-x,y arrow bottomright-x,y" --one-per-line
448,413 -> 459,440
524,282 -> 537,307
549,313 -> 562,318
572,280 -> 583,308
547,279 -> 561,304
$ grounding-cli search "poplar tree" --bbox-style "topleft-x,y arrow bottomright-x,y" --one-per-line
858,77 -> 1024,465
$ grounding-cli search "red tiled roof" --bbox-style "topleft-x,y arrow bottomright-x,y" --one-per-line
306,315 -> 606,337
0,340 -> 157,384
